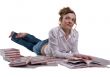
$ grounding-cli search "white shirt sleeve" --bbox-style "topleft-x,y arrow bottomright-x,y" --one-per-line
71,31 -> 79,55
48,30 -> 73,58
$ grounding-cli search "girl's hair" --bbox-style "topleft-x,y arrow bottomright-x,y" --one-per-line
59,7 -> 76,24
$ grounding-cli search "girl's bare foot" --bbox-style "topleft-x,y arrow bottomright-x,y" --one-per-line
15,33 -> 28,38
9,31 -> 15,38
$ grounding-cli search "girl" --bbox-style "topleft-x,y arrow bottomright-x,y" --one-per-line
9,7 -> 92,60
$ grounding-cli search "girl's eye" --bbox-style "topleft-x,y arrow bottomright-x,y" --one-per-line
65,17 -> 75,22
65,17 -> 70,19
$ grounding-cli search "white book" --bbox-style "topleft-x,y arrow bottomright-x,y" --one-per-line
59,57 -> 110,69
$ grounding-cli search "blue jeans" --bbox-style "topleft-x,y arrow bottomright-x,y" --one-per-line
11,32 -> 48,55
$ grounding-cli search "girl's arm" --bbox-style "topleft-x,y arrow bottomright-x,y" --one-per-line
48,30 -> 73,59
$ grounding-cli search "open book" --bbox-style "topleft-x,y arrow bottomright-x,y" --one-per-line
59,58 -> 109,69
9,56 -> 59,67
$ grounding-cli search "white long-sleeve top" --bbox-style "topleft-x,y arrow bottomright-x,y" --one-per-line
44,26 -> 79,58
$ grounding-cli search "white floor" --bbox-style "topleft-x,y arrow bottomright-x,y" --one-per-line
0,0 -> 110,77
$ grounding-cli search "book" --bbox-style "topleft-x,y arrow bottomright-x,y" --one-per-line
9,56 -> 31,67
29,56 -> 59,65
0,48 -> 21,62
59,58 -> 108,69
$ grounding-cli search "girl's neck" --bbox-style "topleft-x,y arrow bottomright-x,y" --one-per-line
62,28 -> 71,35
61,27 -> 71,39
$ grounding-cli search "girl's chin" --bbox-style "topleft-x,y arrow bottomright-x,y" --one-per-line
67,27 -> 72,30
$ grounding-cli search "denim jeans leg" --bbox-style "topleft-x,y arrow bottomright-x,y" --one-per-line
33,39 -> 48,55
11,32 -> 35,51
23,34 -> 41,44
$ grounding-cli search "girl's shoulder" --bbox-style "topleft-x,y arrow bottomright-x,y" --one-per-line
50,26 -> 59,31
49,26 -> 60,34
72,29 -> 78,34
49,26 -> 60,37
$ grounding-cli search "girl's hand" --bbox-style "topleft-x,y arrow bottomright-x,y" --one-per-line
74,54 -> 92,60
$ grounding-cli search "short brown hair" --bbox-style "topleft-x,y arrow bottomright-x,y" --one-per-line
59,7 -> 76,24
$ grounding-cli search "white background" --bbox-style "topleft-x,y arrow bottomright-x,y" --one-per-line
0,0 -> 110,77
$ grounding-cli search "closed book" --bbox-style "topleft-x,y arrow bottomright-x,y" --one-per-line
9,56 -> 31,67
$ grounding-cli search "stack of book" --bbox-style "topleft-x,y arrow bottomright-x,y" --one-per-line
9,56 -> 31,67
0,48 -> 21,62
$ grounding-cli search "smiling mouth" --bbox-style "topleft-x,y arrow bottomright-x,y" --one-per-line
67,24 -> 73,27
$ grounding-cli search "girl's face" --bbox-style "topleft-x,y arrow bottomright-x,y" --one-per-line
60,13 -> 76,30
